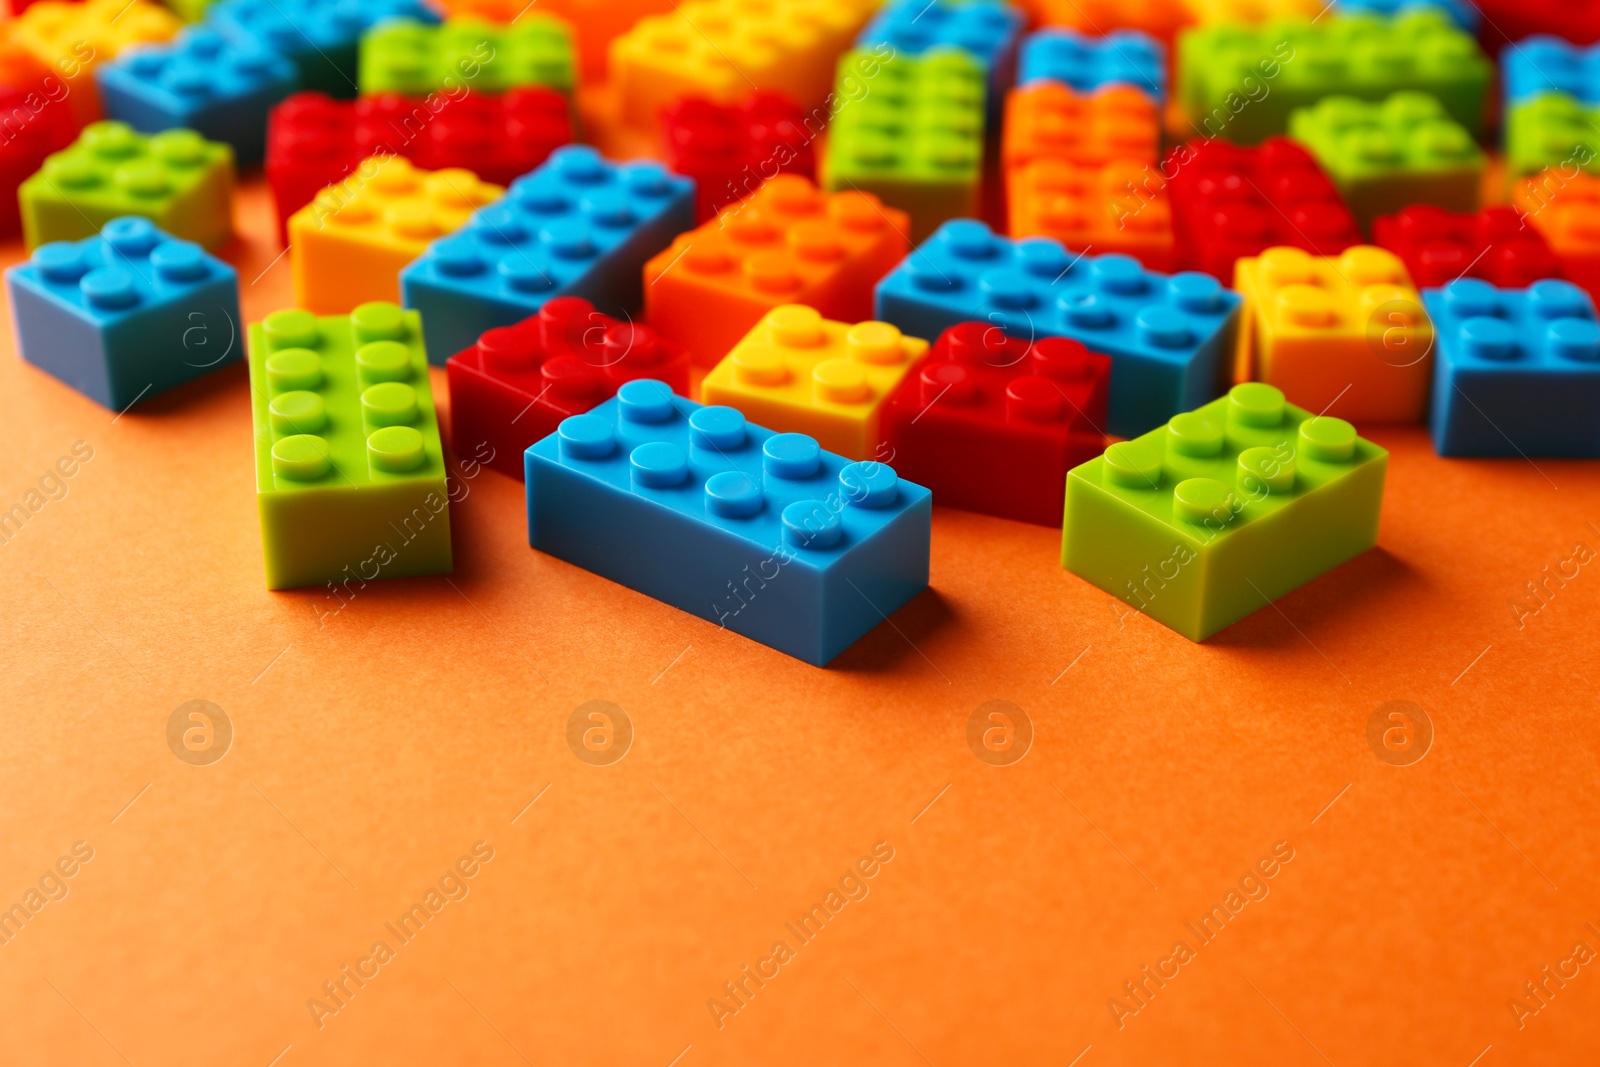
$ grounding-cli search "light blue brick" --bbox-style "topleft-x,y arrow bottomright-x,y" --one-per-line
96,27 -> 299,166
1336,0 -> 1479,32
5,216 -> 241,411
209,0 -> 439,98
526,380 -> 932,667
401,145 -> 694,364
874,220 -> 1239,438
1018,28 -> 1164,103
1425,279 -> 1600,457
1503,35 -> 1600,107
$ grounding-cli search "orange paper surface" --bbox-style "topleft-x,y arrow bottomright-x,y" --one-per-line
0,181 -> 1597,1067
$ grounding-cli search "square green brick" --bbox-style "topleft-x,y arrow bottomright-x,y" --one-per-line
1062,382 -> 1387,642
358,16 -> 575,97
249,302 -> 453,591
1176,9 -> 1489,145
1506,92 -> 1600,179
823,46 -> 984,242
20,121 -> 234,252
1289,92 -> 1485,233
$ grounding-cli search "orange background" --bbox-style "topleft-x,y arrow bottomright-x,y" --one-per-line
1,180 -> 1597,1067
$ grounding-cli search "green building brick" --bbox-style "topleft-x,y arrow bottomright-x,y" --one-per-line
248,302 -> 453,591
19,121 -> 234,252
1176,9 -> 1489,145
1505,92 -> 1600,179
823,46 -> 984,242
358,16 -> 575,98
1062,383 -> 1387,642
1289,92 -> 1484,233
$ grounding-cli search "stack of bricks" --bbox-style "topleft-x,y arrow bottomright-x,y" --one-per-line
644,175 -> 909,365
608,0 -> 870,128
1017,29 -> 1165,103
1502,39 -> 1600,180
265,88 -> 572,238
1175,9 -> 1490,144
856,0 -> 1025,119
823,46 -> 986,242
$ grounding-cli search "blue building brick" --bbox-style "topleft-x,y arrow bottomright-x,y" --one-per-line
96,28 -> 299,167
401,145 -> 694,364
5,216 -> 242,411
857,0 -> 1024,112
874,220 -> 1239,438
1336,0 -> 1479,32
1503,35 -> 1600,107
1424,279 -> 1600,458
209,0 -> 439,99
1017,29 -> 1164,104
526,379 -> 931,666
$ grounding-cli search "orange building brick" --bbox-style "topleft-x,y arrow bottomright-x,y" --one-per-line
608,0 -> 869,128
11,0 -> 179,126
288,156 -> 503,315
1008,158 -> 1175,271
435,0 -> 674,81
1233,245 -> 1434,423
643,174 -> 909,365
700,305 -> 927,460
1514,167 -> 1600,303
1001,83 -> 1162,171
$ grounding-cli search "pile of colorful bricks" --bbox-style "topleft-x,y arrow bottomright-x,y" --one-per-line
2,0 -> 1596,661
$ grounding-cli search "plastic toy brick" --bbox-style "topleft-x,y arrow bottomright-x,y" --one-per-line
823,47 -> 985,243
248,301 -> 453,590
1183,0 -> 1323,21
1027,0 -> 1187,47
1503,36 -> 1600,108
358,17 -> 575,98
1062,382 -> 1388,642
880,321 -> 1110,526
6,216 -> 240,410
1472,0 -> 1600,51
95,27 -> 298,167
1165,136 -> 1363,282
209,0 -> 440,98
435,0 -> 675,80
1007,158 -> 1175,272
1505,94 -> 1600,180
608,0 -> 867,127
1289,92 -> 1484,233
162,0 -> 215,20
643,175 -> 909,367
19,120 -> 234,251
12,0 -> 180,126
289,154 -> 502,314
1425,279 -> 1600,457
0,76 -> 79,237
1233,245 -> 1433,423
265,89 -> 571,241
662,91 -> 817,222
700,306 -> 926,460
1175,10 -> 1489,144
1514,169 -> 1600,301
401,145 -> 693,363
874,220 -> 1241,437
526,378 -> 932,666
1335,0 -> 1478,32
857,0 -> 1024,116
447,296 -> 690,480
1001,82 -> 1160,171
1017,29 -> 1164,103
1373,206 -> 1563,290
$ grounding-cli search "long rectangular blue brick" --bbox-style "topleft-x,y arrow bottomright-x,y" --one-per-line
526,379 -> 931,666
874,220 -> 1240,437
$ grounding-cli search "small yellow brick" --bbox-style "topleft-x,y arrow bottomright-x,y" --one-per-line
701,304 -> 927,460
289,156 -> 503,315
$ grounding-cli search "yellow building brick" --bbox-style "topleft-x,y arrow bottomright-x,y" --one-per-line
288,156 -> 503,315
608,0 -> 869,127
701,304 -> 927,460
12,0 -> 180,125
1233,245 -> 1434,424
